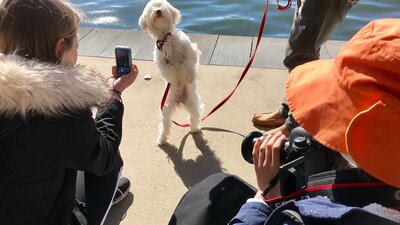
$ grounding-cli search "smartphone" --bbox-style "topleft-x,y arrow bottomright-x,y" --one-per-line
115,46 -> 132,76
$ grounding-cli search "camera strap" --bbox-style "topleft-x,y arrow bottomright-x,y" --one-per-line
261,173 -> 281,199
264,168 -> 400,210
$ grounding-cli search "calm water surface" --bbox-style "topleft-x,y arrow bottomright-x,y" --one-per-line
71,0 -> 400,40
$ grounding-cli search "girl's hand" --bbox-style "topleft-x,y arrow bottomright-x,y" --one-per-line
252,131 -> 286,199
109,64 -> 139,93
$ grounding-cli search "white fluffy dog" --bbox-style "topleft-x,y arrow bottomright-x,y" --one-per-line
139,0 -> 204,145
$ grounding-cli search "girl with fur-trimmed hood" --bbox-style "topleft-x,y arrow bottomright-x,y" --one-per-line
0,0 -> 138,224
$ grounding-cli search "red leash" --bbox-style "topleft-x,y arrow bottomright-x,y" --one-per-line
160,0 -> 291,127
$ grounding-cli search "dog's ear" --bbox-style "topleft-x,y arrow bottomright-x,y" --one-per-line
138,15 -> 147,31
171,7 -> 181,25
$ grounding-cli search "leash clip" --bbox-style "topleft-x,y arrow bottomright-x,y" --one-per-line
276,0 -> 292,11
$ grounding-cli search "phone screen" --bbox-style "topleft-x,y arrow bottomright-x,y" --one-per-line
115,47 -> 132,75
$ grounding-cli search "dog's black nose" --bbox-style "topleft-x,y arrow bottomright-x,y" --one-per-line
156,9 -> 162,15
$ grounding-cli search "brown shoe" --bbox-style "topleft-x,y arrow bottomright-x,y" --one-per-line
252,111 -> 285,127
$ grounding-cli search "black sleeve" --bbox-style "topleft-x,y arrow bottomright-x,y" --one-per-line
64,100 -> 124,177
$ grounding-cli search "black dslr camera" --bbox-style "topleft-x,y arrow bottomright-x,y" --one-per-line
241,127 -> 331,196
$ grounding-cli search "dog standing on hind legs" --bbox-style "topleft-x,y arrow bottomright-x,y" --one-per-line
139,0 -> 204,145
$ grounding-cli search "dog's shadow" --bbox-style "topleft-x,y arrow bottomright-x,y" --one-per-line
159,127 -> 244,188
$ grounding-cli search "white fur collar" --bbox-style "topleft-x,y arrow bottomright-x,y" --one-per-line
0,54 -> 109,118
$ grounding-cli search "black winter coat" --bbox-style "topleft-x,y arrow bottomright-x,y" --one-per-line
0,54 -> 123,225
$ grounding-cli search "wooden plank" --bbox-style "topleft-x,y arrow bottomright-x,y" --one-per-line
326,40 -> 346,58
76,27 -> 348,68
187,33 -> 218,65
77,28 -> 93,40
210,35 -> 253,67
251,37 -> 287,69
98,30 -> 154,60
133,32 -> 154,61
78,29 -> 123,56
250,37 -> 337,68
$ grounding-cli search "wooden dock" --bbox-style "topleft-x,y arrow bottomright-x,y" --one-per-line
78,28 -> 346,69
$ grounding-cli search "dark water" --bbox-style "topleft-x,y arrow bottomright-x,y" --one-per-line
71,0 -> 400,40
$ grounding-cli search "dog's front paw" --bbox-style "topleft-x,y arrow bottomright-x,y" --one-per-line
157,135 -> 168,145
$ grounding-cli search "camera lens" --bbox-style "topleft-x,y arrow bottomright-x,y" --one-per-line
241,131 -> 289,164
241,131 -> 263,164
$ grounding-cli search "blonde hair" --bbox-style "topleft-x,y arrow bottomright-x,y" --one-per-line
0,0 -> 81,63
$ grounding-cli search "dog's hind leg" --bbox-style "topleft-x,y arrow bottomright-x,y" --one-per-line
184,93 -> 203,133
158,101 -> 176,145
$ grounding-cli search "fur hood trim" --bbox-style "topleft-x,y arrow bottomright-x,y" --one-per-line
0,54 -> 109,118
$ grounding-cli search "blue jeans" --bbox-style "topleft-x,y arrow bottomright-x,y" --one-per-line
280,0 -> 358,131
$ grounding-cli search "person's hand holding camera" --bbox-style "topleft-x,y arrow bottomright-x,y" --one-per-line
108,64 -> 139,102
252,131 -> 286,200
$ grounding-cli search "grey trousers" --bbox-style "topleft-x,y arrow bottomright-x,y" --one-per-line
280,0 -> 358,131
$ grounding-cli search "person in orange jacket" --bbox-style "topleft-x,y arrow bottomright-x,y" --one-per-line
230,18 -> 400,225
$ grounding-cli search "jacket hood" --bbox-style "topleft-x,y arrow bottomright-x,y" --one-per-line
0,54 -> 109,118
